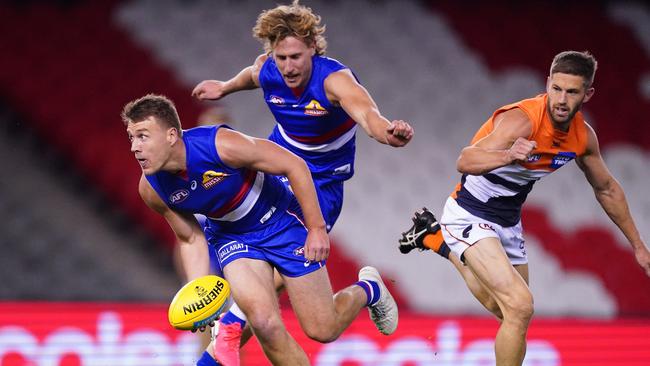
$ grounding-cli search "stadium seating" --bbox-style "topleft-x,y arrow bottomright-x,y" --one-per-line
0,112 -> 179,300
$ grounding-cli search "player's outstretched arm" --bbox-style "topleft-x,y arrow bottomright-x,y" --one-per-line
215,128 -> 329,263
324,70 -> 413,147
192,54 -> 267,100
138,175 -> 210,281
576,124 -> 650,277
457,108 -> 535,175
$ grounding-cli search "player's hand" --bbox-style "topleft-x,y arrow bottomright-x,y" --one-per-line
385,120 -> 414,147
507,137 -> 537,163
192,80 -> 227,100
633,244 -> 650,277
304,227 -> 330,263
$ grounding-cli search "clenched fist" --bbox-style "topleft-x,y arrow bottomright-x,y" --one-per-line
507,137 -> 537,163
385,120 -> 414,147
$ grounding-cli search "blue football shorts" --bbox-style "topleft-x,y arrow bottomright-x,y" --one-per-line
205,207 -> 325,277
280,174 -> 344,233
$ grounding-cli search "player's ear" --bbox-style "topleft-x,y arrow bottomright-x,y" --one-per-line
583,87 -> 595,103
168,127 -> 180,145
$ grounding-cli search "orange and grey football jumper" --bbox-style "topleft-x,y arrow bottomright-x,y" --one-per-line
451,94 -> 589,228
439,94 -> 589,263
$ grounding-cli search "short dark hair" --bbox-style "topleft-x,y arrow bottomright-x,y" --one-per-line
121,94 -> 182,135
550,51 -> 598,87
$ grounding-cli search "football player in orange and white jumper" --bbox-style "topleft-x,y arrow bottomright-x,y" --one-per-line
399,50 -> 650,366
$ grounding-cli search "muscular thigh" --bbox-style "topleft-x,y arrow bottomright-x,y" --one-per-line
514,264 -> 529,285
223,258 -> 277,314
282,266 -> 336,326
463,237 -> 530,302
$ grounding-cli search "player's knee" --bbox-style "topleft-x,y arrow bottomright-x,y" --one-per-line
504,292 -> 534,325
303,325 -> 339,343
247,312 -> 286,341
299,314 -> 340,343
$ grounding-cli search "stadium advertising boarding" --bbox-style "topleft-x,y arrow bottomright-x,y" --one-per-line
0,302 -> 649,365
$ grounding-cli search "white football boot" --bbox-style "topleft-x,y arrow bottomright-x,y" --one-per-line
358,266 -> 398,335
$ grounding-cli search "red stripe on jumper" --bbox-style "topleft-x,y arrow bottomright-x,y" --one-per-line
209,170 -> 257,218
286,118 -> 355,144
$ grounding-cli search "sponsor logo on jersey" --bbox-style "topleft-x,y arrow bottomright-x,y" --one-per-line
169,189 -> 190,204
202,170 -> 229,189
269,95 -> 285,105
190,180 -> 198,190
218,241 -> 248,261
550,152 -> 576,169
304,99 -> 328,116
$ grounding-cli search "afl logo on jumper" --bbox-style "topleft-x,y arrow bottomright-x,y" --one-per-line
304,99 -> 328,116
202,170 -> 229,189
527,154 -> 541,163
169,189 -> 189,204
269,95 -> 285,105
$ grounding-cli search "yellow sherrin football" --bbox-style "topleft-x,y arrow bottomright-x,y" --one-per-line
168,275 -> 231,330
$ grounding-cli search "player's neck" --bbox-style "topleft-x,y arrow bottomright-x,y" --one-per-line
290,86 -> 305,98
550,119 -> 571,133
163,140 -> 187,174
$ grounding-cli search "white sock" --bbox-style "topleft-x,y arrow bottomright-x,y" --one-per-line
229,302 -> 247,321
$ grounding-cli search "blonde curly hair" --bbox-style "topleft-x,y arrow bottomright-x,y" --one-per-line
253,0 -> 327,55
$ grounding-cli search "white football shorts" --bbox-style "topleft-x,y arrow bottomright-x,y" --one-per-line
440,197 -> 527,265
